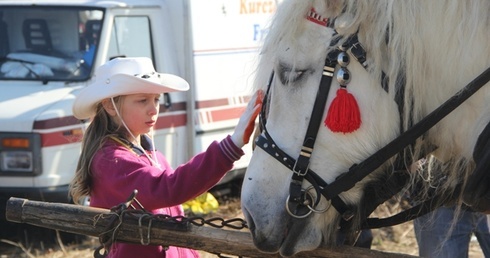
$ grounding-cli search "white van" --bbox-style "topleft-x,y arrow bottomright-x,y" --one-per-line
0,0 -> 276,214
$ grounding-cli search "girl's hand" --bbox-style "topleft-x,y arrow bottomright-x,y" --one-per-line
231,90 -> 264,148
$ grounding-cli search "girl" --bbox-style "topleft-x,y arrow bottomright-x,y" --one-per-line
69,57 -> 262,257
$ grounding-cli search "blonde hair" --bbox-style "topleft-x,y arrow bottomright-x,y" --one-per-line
69,96 -> 126,204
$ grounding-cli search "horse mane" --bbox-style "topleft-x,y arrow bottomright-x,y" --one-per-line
254,0 -> 490,205
347,0 -> 490,127
346,0 -> 490,203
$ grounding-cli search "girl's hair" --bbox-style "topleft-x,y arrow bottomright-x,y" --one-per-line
69,96 -> 126,204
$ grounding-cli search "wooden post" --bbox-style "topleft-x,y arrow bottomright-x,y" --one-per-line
6,197 -> 417,258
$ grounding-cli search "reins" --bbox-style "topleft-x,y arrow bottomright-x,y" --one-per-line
359,65 -> 490,228
328,66 -> 490,201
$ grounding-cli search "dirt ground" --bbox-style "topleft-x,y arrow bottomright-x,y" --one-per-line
0,194 -> 485,258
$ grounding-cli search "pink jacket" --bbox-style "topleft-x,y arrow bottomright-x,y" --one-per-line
89,135 -> 244,258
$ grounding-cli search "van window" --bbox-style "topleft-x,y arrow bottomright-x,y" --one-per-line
107,16 -> 153,60
0,6 -> 103,82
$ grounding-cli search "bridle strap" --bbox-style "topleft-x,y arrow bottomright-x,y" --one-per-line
361,196 -> 437,229
257,40 -> 354,218
256,134 -> 352,217
323,65 -> 490,201
360,178 -> 466,229
289,54 -> 336,201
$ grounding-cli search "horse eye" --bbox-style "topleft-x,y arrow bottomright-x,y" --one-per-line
278,63 -> 307,85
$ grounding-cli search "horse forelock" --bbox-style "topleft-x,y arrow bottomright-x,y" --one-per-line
254,0 -> 345,93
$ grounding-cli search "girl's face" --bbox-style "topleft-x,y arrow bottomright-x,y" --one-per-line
119,93 -> 160,137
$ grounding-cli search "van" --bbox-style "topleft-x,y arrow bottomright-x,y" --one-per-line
0,0 -> 276,216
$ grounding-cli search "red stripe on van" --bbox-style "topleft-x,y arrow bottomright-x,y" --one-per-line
40,129 -> 83,147
39,113 -> 188,147
35,97 -> 250,147
209,107 -> 244,122
33,102 -> 187,131
196,98 -> 229,109
154,113 -> 187,130
33,116 -> 81,130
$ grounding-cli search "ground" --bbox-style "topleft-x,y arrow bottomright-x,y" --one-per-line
0,189 -> 485,258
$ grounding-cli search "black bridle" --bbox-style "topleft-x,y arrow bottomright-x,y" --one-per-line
255,27 -> 490,229
257,51 -> 353,220
256,33 -> 367,221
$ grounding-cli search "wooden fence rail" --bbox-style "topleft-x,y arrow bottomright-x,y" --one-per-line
5,197 -> 417,258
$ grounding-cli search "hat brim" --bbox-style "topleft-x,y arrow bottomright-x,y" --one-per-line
73,73 -> 189,120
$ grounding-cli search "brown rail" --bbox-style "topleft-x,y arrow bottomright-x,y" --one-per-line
6,197 -> 417,258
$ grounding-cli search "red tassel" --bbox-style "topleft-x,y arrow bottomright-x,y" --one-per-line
325,88 -> 361,133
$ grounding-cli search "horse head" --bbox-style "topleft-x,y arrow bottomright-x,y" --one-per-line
241,0 -> 490,256
241,0 -> 400,255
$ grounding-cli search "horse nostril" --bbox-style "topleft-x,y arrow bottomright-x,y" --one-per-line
242,207 -> 256,232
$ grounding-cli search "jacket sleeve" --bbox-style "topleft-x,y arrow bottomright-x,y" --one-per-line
90,135 -> 244,210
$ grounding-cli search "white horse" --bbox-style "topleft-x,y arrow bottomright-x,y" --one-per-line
241,0 -> 490,256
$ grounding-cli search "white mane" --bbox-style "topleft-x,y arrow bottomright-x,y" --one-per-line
348,0 -> 490,199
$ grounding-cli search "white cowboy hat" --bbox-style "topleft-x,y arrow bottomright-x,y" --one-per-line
72,57 -> 189,120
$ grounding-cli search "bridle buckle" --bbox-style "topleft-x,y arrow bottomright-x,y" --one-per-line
292,161 -> 309,177
292,145 -> 313,176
